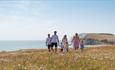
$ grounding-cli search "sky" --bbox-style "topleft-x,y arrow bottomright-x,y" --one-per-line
0,0 -> 115,40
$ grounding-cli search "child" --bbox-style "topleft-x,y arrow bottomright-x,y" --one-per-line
80,40 -> 84,52
46,34 -> 51,52
60,42 -> 64,52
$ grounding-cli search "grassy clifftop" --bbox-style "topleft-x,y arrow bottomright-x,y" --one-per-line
85,33 -> 115,41
79,33 -> 115,45
0,46 -> 115,70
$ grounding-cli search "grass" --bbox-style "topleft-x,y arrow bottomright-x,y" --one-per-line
0,46 -> 115,70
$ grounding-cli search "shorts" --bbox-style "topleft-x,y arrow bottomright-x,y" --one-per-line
51,43 -> 57,48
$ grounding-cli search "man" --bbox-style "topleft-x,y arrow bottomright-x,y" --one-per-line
51,31 -> 59,52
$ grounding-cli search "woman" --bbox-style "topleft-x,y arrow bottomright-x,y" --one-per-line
72,33 -> 80,50
62,35 -> 69,52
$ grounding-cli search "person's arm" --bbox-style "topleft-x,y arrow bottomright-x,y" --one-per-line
57,36 -> 59,43
57,36 -> 59,46
78,37 -> 80,43
50,37 -> 52,44
71,36 -> 74,44
66,38 -> 69,46
50,36 -> 53,44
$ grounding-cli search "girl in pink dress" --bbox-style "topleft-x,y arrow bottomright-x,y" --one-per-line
72,33 -> 80,50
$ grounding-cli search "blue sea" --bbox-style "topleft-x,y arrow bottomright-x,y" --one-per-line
0,40 -> 106,51
0,40 -> 46,51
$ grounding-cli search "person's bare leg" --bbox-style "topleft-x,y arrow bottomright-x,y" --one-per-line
48,47 -> 50,52
77,46 -> 79,50
49,47 -> 51,52
55,47 -> 57,53
67,48 -> 69,52
48,46 -> 51,52
81,48 -> 83,53
51,47 -> 54,52
75,47 -> 77,50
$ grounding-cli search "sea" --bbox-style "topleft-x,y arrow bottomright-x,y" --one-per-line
0,40 -> 109,51
0,40 -> 46,51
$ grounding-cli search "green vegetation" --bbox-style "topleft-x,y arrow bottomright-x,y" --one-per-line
0,46 -> 115,70
80,33 -> 115,45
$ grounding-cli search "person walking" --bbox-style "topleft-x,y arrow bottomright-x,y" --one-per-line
71,33 -> 80,50
62,35 -> 69,53
51,31 -> 59,53
60,42 -> 64,52
46,34 -> 51,52
80,40 -> 84,52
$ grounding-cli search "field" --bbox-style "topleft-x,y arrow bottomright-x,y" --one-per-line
0,46 -> 115,70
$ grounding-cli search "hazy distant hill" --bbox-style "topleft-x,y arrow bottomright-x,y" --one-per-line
79,33 -> 115,45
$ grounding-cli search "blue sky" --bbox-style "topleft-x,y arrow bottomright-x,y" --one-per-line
0,0 -> 115,40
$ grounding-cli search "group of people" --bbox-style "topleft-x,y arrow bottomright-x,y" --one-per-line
46,31 -> 84,53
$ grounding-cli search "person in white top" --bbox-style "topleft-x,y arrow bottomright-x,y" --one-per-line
51,31 -> 59,52
62,35 -> 69,52
46,34 -> 51,52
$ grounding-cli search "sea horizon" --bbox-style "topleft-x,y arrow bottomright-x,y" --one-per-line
0,40 -> 113,51
0,40 -> 46,51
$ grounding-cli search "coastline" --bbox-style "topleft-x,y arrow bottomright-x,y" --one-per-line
0,44 -> 114,53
